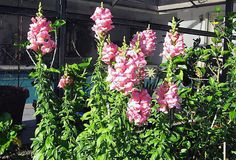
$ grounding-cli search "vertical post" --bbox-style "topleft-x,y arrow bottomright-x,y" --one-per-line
55,0 -> 67,96
223,2 -> 232,157
224,0 -> 233,50
58,0 -> 67,67
221,0 -> 233,82
17,0 -> 23,87
223,141 -> 226,160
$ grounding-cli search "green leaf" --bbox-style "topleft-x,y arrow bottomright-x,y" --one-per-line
229,111 -> 236,121
177,126 -> 185,132
183,141 -> 191,149
97,154 -> 106,160
51,19 -> 66,29
150,151 -> 158,160
164,152 -> 172,160
96,134 -> 107,148
200,54 -> 211,61
223,103 -> 230,110
180,148 -> 188,154
29,71 -> 38,78
215,6 -> 222,13
108,97 -> 114,102
47,67 -> 60,73
209,77 -> 215,86
81,111 -> 91,121
175,114 -> 184,120
15,41 -> 30,49
78,58 -> 92,68
169,132 -> 180,142
97,128 -> 110,134
177,70 -> 184,81
221,50 -> 230,56
33,152 -> 44,160
195,67 -> 203,78
207,96 -> 213,102
173,56 -> 185,63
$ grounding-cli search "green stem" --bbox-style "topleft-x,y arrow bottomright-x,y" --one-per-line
166,59 -> 173,83
216,57 -> 221,83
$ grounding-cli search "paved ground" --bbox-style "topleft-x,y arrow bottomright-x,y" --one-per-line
22,104 -> 35,121
20,104 -> 36,145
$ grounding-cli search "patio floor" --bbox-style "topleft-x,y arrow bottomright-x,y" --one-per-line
20,104 -> 36,145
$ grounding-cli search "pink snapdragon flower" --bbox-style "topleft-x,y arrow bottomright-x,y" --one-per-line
107,57 -> 136,94
58,75 -> 73,89
91,7 -> 113,37
126,50 -> 147,68
156,82 -> 181,113
161,32 -> 184,58
126,89 -> 152,126
131,29 -> 157,56
101,42 -> 118,64
106,49 -> 148,94
27,16 -> 56,55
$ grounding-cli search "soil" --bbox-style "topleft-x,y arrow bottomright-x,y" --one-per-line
0,145 -> 32,160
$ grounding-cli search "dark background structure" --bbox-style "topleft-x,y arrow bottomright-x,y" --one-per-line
0,0 -> 234,102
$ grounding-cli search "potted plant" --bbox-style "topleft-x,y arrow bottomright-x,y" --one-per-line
0,85 -> 29,124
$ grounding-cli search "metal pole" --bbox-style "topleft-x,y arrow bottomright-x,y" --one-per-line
224,0 -> 233,50
17,0 -> 23,87
55,0 -> 67,96
223,0 -> 233,152
221,0 -> 233,82
58,0 -> 67,67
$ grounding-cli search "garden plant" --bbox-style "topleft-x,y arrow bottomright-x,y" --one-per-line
76,5 -> 236,159
25,3 -> 91,160
24,2 -> 236,160
0,113 -> 22,156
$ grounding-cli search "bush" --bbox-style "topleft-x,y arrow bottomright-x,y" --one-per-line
0,113 -> 22,155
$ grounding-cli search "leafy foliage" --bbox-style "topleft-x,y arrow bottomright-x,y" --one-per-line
75,7 -> 236,160
30,55 -> 91,160
138,11 -> 236,159
0,113 -> 22,155
29,4 -> 236,159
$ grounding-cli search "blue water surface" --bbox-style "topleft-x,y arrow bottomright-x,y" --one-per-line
0,73 -> 36,104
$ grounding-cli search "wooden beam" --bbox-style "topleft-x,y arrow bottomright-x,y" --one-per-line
158,0 -> 226,12
0,5 -> 57,17
105,18 -> 216,37
66,12 -> 217,37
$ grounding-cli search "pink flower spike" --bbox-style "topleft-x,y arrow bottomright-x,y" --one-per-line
106,48 -> 149,94
161,31 -> 185,58
126,89 -> 152,126
156,82 -> 181,113
27,16 -> 55,55
58,75 -> 73,89
91,7 -> 113,37
131,29 -> 157,56
101,42 -> 118,64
